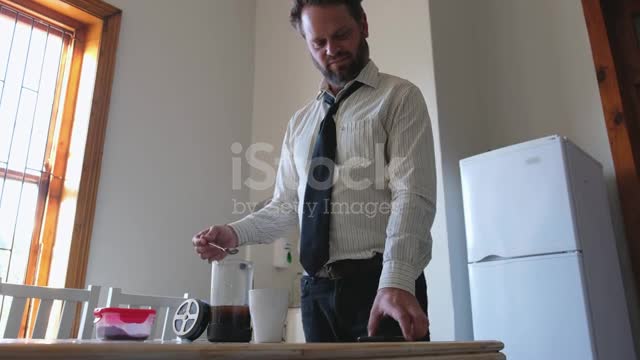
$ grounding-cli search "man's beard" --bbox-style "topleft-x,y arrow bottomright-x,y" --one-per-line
314,38 -> 369,88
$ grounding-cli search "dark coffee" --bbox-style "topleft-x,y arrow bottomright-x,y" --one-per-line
207,305 -> 252,342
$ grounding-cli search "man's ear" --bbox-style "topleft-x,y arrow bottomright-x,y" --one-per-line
361,13 -> 369,38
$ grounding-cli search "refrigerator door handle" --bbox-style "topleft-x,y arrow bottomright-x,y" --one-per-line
474,254 -> 507,263
472,251 -> 581,264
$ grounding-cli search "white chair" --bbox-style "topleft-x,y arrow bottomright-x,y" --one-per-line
0,279 -> 100,339
106,287 -> 189,341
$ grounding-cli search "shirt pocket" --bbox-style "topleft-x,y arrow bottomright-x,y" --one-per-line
337,117 -> 377,165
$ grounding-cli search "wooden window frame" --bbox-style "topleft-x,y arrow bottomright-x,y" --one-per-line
581,0 -> 640,295
0,0 -> 120,337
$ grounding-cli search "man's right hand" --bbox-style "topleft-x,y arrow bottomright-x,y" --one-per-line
192,225 -> 239,262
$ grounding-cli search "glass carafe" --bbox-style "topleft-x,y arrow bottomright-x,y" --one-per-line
208,259 -> 254,342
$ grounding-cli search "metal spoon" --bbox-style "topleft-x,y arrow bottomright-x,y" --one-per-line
208,242 -> 239,255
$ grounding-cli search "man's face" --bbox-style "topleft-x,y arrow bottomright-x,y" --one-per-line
300,4 -> 369,88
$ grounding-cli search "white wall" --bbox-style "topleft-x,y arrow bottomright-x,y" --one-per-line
244,0 -> 313,297
247,0 -> 452,339
428,0 -> 485,341
429,0 -> 639,345
85,0 -> 257,302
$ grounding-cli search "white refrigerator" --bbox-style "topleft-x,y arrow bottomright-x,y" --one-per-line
460,135 -> 636,360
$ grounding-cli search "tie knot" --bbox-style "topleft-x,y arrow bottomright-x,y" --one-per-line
323,92 -> 335,106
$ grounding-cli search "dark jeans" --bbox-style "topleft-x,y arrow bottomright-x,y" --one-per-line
300,260 -> 429,342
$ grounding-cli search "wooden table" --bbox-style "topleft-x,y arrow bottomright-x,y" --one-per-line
0,339 -> 505,359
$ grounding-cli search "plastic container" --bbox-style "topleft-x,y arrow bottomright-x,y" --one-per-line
93,307 -> 156,341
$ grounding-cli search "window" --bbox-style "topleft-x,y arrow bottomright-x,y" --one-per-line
0,3 -> 72,292
0,0 -> 121,338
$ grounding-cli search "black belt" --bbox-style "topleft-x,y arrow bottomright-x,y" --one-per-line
312,253 -> 383,280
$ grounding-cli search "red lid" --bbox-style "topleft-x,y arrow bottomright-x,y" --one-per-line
93,307 -> 156,323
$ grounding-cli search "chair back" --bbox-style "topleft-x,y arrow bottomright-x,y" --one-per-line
0,279 -> 100,339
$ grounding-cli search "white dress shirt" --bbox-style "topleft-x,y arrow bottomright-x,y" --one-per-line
229,60 -> 436,295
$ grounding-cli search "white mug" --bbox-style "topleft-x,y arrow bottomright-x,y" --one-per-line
249,288 -> 289,343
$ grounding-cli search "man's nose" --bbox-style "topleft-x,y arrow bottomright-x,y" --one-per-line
326,41 -> 341,57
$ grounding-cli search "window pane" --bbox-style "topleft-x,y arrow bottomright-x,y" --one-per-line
0,15 -> 63,173
0,180 -> 38,336
0,7 -> 18,81
0,295 -> 11,339
27,30 -> 63,171
22,21 -> 48,91
0,177 -> 4,214
0,180 -> 24,249
6,181 -> 38,285
0,14 -> 33,163
0,249 -> 10,338
7,89 -> 37,172
0,249 -> 9,280
0,8 -> 65,173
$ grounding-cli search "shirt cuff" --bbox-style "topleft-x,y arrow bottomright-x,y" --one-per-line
227,219 -> 255,247
378,260 -> 419,295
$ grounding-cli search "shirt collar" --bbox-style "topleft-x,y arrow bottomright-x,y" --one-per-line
315,59 -> 379,101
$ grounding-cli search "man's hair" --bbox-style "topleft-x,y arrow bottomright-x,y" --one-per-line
289,0 -> 365,35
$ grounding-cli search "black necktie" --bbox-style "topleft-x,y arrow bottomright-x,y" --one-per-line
300,81 -> 364,276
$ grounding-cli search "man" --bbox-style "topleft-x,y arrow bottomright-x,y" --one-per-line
193,0 -> 436,343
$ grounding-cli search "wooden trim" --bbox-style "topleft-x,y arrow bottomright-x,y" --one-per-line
23,169 -> 51,289
64,10 -> 120,292
0,0 -> 82,32
63,10 -> 121,337
60,0 -> 120,18
20,173 -> 50,337
0,168 -> 41,184
41,32 -> 74,176
581,0 -> 640,292
28,0 -> 100,26
37,26 -> 85,290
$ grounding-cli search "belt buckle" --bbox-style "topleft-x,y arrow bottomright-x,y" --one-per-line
310,266 -> 331,279
325,263 -> 342,280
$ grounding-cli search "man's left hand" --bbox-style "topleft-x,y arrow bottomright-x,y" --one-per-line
367,287 -> 429,341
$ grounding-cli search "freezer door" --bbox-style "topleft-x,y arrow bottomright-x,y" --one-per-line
469,253 -> 594,360
461,138 -> 579,263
